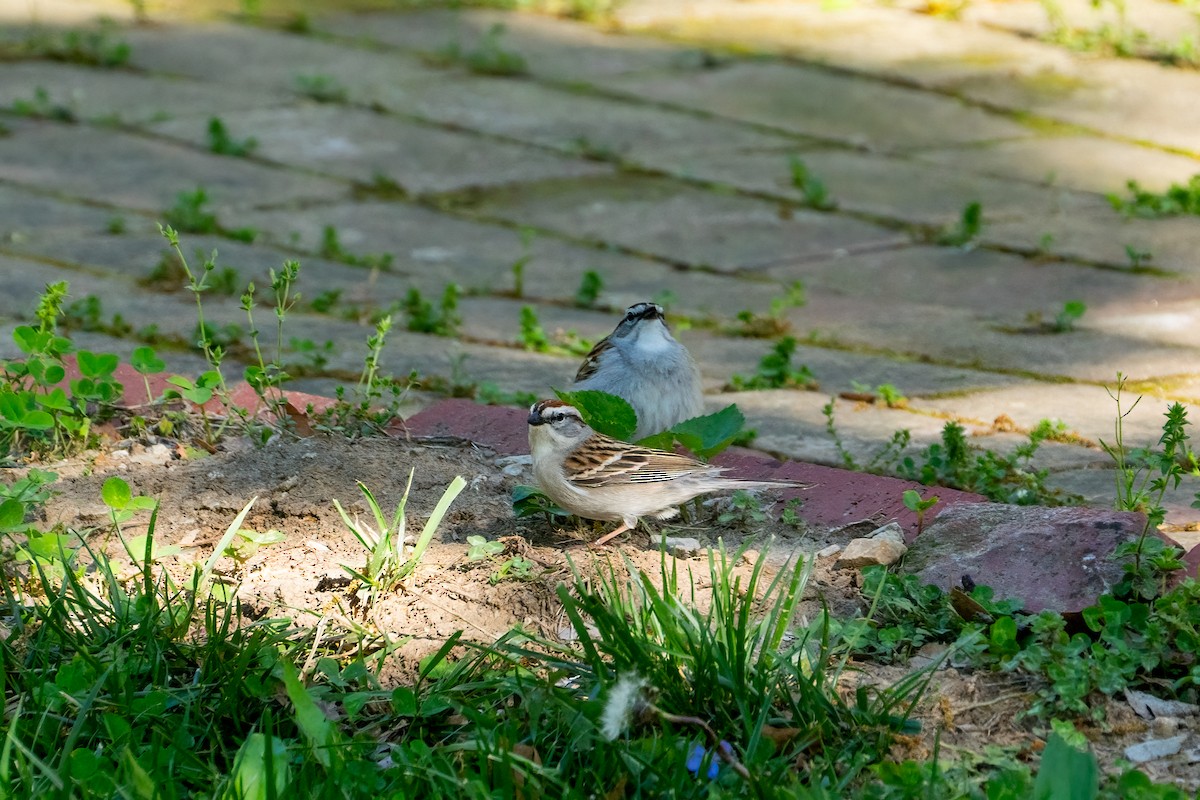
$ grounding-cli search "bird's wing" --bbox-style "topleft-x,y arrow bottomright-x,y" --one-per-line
564,435 -> 716,487
572,336 -> 614,383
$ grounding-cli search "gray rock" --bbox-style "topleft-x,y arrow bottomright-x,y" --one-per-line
660,536 -> 704,559
902,503 -> 1147,613
1124,734 -> 1187,764
835,535 -> 907,570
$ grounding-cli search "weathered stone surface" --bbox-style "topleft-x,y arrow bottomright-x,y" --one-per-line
914,135 -> 1200,196
685,330 -> 1020,395
319,8 -> 707,82
979,190 -> 1200,277
0,119 -> 345,213
913,384 -> 1200,450
150,105 -> 611,195
122,23 -> 446,100
645,146 -> 1068,225
0,184 -> 157,240
606,61 -> 1033,152
835,534 -> 907,569
393,75 -> 799,162
902,503 -> 1147,612
779,289 -> 1200,383
0,62 -> 289,126
615,0 -> 1073,87
660,536 -> 704,559
761,244 -> 1168,329
469,175 -> 906,272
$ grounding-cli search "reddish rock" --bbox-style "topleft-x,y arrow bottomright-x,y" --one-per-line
902,503 -> 1154,613
402,398 -> 530,455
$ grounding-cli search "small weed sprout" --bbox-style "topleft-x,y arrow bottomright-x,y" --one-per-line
10,86 -> 76,122
1052,300 -> 1087,332
519,305 -> 551,352
935,200 -> 983,248
729,336 -> 818,391
575,270 -> 604,308
206,116 -> 258,157
1100,374 -> 1193,599
334,472 -> 466,609
320,225 -> 394,270
295,73 -> 348,103
1109,175 -> 1200,218
403,284 -> 461,336
901,489 -> 939,536
732,280 -> 805,337
787,156 -> 834,210
434,24 -> 528,76
1124,244 -> 1153,269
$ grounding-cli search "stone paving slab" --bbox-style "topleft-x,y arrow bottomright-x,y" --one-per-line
368,73 -> 804,163
615,0 -> 1075,88
763,245 -> 1183,323
120,22 -> 448,102
318,7 -> 710,83
912,382 -> 1200,448
979,191 -> 1200,277
0,61 -> 292,126
683,330 -> 1022,396
467,174 -> 907,272
913,135 -> 1200,196
0,184 -> 158,240
148,104 -> 611,196
604,60 -> 1035,152
234,199 -> 788,315
710,389 -> 951,469
785,290 -> 1200,383
0,118 -> 347,215
961,0 -> 1200,45
645,146 -> 1085,226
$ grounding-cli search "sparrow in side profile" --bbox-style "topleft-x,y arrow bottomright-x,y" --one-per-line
527,399 -> 808,546
570,301 -> 704,440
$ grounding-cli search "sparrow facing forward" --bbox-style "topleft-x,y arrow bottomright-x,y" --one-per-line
570,302 -> 704,440
527,399 -> 807,546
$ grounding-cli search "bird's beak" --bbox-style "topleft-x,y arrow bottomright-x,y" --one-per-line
527,408 -> 545,426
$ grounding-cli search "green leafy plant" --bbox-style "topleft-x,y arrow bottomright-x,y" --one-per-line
787,156 -> 834,209
19,25 -> 131,66
164,187 -> 218,234
519,305 -> 551,352
1051,299 -> 1087,332
575,270 -> 604,308
294,73 -> 348,102
206,116 -> 258,157
1108,175 -> 1200,218
403,285 -> 461,336
334,472 -> 466,609
9,86 -> 76,122
729,336 -> 818,390
319,224 -> 393,270
433,23 -> 528,76
466,534 -> 505,561
1100,375 -> 1194,599
901,489 -> 939,536
1125,243 -> 1153,269
935,200 -> 983,247
732,281 -> 805,337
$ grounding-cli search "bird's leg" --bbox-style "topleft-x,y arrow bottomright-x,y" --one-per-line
593,518 -> 636,547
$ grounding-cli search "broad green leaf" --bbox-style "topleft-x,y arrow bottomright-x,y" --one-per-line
554,389 -> 637,441
1032,732 -> 1098,800
0,498 -> 25,531
280,661 -> 337,768
102,476 -> 132,510
638,404 -> 747,460
35,387 -> 72,413
223,733 -> 291,800
130,346 -> 166,375
22,410 -> 55,430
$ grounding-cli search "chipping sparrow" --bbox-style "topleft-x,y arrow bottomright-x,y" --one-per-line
527,399 -> 808,546
570,301 -> 704,440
